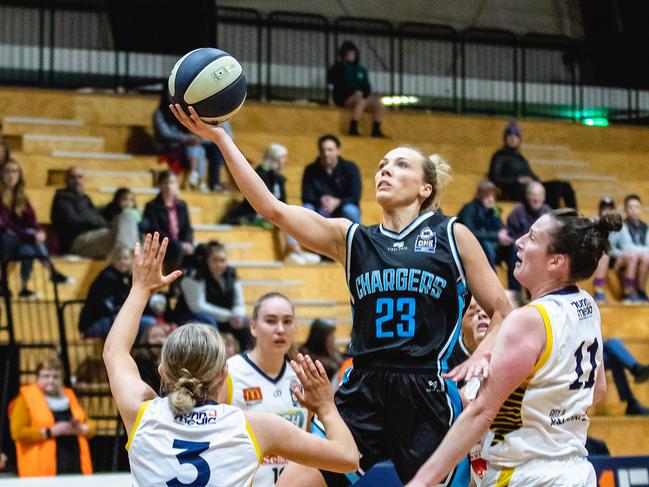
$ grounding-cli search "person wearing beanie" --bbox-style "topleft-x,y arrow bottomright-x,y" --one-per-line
327,41 -> 386,137
488,121 -> 578,209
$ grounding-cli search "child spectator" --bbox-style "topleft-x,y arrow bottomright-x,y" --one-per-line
1,160 -> 70,298
299,319 -> 344,381
9,358 -> 95,477
51,167 -> 139,259
141,170 -> 194,272
173,240 -> 251,349
301,134 -> 362,223
78,246 -> 156,338
328,41 -> 385,137
101,187 -> 141,225
610,194 -> 649,303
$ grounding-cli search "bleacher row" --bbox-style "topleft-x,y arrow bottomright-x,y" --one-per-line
1,86 -> 649,455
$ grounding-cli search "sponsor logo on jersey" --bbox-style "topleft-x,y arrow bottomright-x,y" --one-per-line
243,386 -> 263,403
273,389 -> 282,397
415,227 -> 437,253
173,407 -> 218,426
388,241 -> 408,252
289,380 -> 302,407
570,297 -> 593,320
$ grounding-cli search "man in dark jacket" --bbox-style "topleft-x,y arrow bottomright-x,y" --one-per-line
301,135 -> 361,223
327,41 -> 385,137
78,246 -> 156,338
140,170 -> 194,271
457,180 -> 513,269
51,166 -> 139,258
488,121 -> 577,209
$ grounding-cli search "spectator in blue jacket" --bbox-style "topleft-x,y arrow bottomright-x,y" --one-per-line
457,180 -> 513,271
327,41 -> 385,137
301,135 -> 361,223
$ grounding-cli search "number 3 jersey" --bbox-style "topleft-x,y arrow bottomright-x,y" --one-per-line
346,211 -> 471,368
484,286 -> 603,468
127,397 -> 260,487
226,353 -> 308,486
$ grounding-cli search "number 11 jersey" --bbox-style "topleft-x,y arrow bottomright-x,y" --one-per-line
345,210 -> 471,369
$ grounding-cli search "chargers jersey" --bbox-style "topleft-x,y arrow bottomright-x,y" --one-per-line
345,211 -> 471,371
484,286 -> 603,468
128,396 -> 260,487
226,352 -> 308,485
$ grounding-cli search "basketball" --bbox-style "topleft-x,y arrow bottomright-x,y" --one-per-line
168,47 -> 247,124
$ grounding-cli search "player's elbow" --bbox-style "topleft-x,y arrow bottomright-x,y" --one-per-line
335,450 -> 360,473
257,200 -> 283,223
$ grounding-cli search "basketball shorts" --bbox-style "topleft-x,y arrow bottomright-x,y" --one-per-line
317,362 -> 470,486
482,456 -> 595,487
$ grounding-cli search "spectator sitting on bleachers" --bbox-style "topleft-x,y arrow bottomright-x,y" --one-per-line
173,240 -> 251,350
610,194 -> 649,304
488,121 -> 577,209
457,180 -> 514,282
299,319 -> 344,381
302,134 -> 362,223
78,246 -> 156,339
101,187 -> 141,225
51,166 -> 139,259
603,338 -> 649,416
1,159 -> 70,298
141,170 -> 194,272
0,122 -> 10,164
9,358 -> 95,477
506,181 -> 551,291
133,323 -> 171,393
328,41 -> 385,137
153,90 -> 229,192
223,143 -> 320,264
592,197 -> 619,303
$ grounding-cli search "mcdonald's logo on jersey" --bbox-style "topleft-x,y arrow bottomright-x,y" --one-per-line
243,387 -> 263,403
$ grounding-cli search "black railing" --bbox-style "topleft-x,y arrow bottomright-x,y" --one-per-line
0,4 -> 648,121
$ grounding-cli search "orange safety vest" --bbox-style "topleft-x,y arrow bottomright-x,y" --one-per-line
12,384 -> 93,477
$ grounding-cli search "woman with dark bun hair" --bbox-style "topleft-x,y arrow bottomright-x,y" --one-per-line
409,209 -> 622,487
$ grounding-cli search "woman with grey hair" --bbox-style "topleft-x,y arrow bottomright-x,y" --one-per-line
223,143 -> 320,264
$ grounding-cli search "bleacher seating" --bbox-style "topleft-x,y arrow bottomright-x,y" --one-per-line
1,86 -> 649,455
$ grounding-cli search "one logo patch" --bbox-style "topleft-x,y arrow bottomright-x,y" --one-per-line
243,386 -> 263,403
415,227 -> 437,253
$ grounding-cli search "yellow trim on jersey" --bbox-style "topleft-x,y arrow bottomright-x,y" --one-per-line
495,466 -> 514,486
530,303 -> 554,375
125,400 -> 151,451
245,419 -> 263,463
226,372 -> 233,405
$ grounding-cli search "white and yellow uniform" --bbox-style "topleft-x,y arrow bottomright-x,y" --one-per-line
127,396 -> 261,487
482,287 -> 602,487
226,353 -> 308,486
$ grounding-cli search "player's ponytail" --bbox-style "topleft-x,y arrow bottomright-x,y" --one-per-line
547,208 -> 623,282
160,323 -> 227,416
401,146 -> 452,212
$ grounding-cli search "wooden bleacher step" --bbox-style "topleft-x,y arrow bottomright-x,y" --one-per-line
21,133 -> 105,154
589,416 -> 649,455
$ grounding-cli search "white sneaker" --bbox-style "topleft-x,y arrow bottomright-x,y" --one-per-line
188,170 -> 199,187
287,252 -> 308,265
302,252 -> 321,264
199,182 -> 209,192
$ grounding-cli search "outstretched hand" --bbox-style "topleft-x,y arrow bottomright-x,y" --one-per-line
443,352 -> 490,383
132,233 -> 182,295
169,104 -> 227,142
290,353 -> 334,415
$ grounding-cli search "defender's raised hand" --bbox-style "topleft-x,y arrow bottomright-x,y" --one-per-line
290,353 -> 334,415
132,233 -> 183,295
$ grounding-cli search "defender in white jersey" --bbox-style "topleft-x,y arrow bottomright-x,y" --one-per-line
408,209 -> 623,487
224,292 -> 309,485
103,233 -> 359,487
